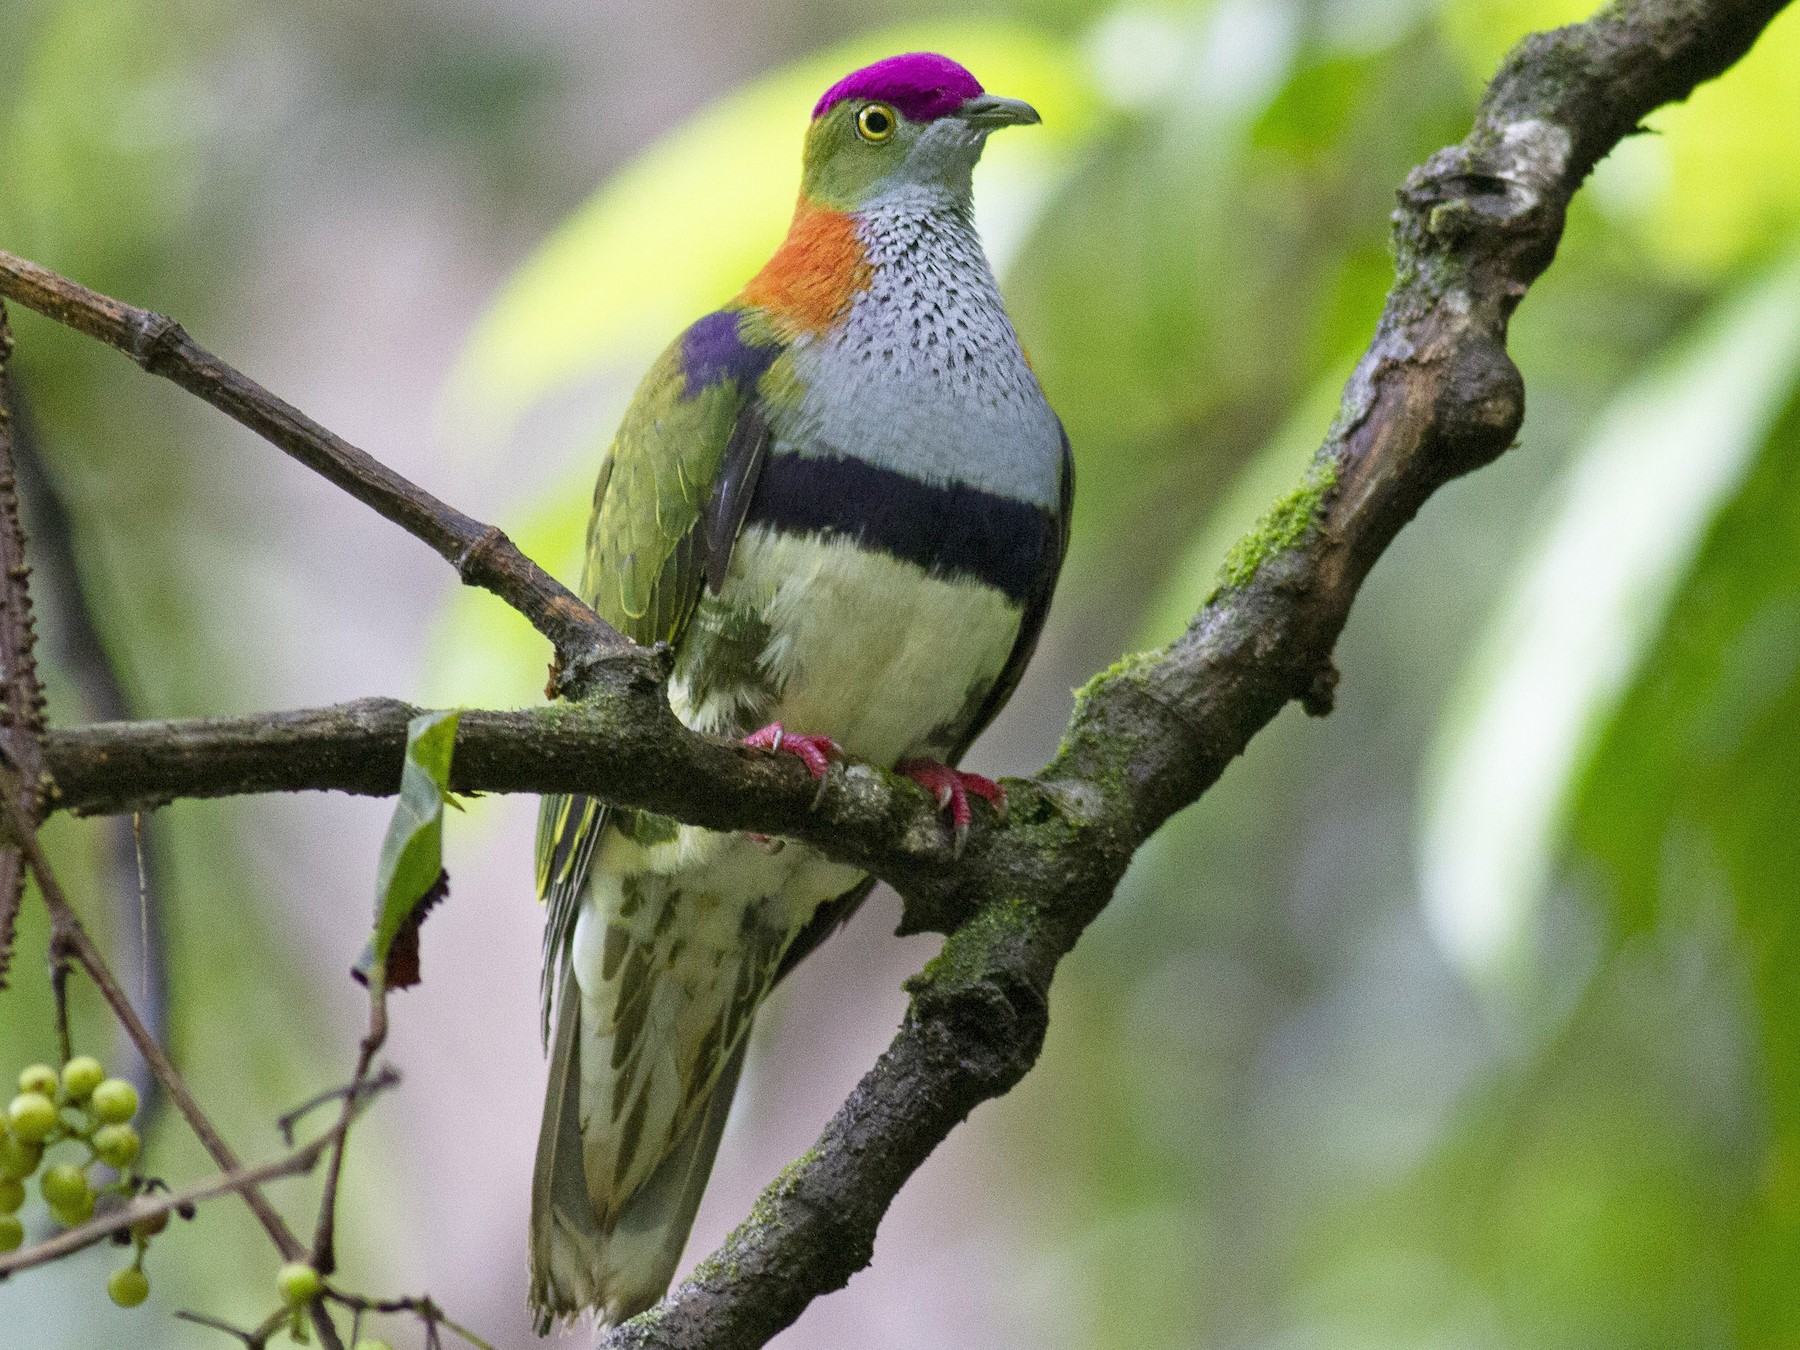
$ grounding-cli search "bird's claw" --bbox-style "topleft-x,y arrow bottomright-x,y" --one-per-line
742,723 -> 842,781
895,759 -> 1006,843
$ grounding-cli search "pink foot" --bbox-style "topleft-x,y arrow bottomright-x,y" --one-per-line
742,723 -> 841,780
896,759 -> 1006,834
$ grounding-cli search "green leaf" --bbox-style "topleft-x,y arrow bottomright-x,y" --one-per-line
358,709 -> 461,990
1420,252 -> 1800,983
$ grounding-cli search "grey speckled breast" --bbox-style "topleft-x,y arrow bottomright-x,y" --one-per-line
773,186 -> 1064,511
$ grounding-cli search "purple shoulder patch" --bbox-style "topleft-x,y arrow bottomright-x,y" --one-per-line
811,52 -> 983,124
680,309 -> 779,396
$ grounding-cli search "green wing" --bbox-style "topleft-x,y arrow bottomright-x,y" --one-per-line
535,308 -> 778,1039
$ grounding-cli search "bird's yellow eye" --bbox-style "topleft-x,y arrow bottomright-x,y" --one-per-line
856,102 -> 897,143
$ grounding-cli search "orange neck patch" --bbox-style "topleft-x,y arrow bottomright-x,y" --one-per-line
739,200 -> 872,338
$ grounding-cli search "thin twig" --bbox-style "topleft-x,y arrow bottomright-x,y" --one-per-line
0,301 -> 44,989
310,984 -> 389,1274
325,1288 -> 501,1350
0,251 -> 627,694
176,1307 -> 292,1348
277,1077 -> 377,1145
48,937 -> 73,1062
9,377 -> 170,1117
434,1311 -> 500,1350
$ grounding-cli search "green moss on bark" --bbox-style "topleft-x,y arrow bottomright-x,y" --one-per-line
908,896 -> 1032,994
1217,456 -> 1340,590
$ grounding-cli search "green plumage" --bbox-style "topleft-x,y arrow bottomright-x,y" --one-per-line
535,319 -> 774,1036
530,310 -> 792,1327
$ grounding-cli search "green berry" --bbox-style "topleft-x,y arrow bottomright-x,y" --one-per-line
18,1064 -> 59,1099
0,1213 -> 22,1252
42,1162 -> 90,1210
277,1261 -> 322,1307
61,1056 -> 105,1101
94,1123 -> 141,1170
7,1092 -> 58,1143
0,1176 -> 23,1213
40,1162 -> 89,1209
0,1129 -> 42,1180
107,1265 -> 150,1307
89,1079 -> 138,1125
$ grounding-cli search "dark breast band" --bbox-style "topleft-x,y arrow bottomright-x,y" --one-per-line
745,451 -> 1055,605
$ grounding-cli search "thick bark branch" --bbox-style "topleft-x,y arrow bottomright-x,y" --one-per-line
0,251 -> 629,696
0,0 -> 1785,1341
600,1 -> 1792,1345
38,698 -> 979,921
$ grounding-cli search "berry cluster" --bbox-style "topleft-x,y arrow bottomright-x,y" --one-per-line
7,1058 -> 413,1343
1,1056 -> 152,1306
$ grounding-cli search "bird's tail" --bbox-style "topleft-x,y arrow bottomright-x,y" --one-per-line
528,909 -> 779,1330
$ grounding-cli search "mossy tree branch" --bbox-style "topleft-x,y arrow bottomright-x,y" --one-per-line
38,698 -> 988,926
0,0 -> 1787,1343
601,0 -> 1794,1344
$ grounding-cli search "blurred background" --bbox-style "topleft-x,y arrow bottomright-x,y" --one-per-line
2,0 -> 1798,1344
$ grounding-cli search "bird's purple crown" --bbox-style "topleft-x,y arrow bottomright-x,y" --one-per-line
812,52 -> 983,123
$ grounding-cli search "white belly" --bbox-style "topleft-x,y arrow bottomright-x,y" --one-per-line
674,524 -> 1023,766
592,523 -> 1019,952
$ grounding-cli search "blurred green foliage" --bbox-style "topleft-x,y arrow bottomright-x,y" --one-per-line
1569,352 -> 1800,1345
3,0 -> 1800,1344
1423,261 -> 1800,990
